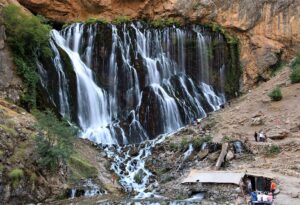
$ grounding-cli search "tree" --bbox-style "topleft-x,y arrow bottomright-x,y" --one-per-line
35,110 -> 78,172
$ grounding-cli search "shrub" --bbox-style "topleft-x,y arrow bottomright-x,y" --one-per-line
134,169 -> 145,184
268,86 -> 282,101
291,53 -> 300,69
290,66 -> 300,84
265,145 -> 281,157
192,135 -> 212,149
180,138 -> 189,150
34,110 -> 78,172
3,5 -> 52,110
9,168 -> 24,188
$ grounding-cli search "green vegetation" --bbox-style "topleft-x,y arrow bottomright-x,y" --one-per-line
134,169 -> 145,184
34,110 -> 78,172
222,135 -> 233,143
150,18 -> 181,28
180,137 -> 189,150
169,142 -> 179,152
289,53 -> 300,83
9,168 -> 24,188
0,124 -> 17,136
112,15 -> 131,25
290,67 -> 300,83
3,5 -> 52,110
86,17 -> 109,25
68,154 -> 98,180
265,145 -> 281,157
209,23 -> 241,97
291,53 -> 300,69
268,86 -> 282,101
269,52 -> 286,76
192,135 -> 212,149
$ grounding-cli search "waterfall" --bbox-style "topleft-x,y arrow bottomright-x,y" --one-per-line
41,22 -> 227,145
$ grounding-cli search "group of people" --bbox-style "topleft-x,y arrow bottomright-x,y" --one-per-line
246,178 -> 277,203
254,131 -> 267,142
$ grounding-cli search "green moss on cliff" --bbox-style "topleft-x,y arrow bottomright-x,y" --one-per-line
3,4 -> 52,110
68,154 -> 98,181
206,23 -> 241,97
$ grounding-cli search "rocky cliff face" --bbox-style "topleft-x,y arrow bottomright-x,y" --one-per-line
0,0 -> 23,102
17,0 -> 300,90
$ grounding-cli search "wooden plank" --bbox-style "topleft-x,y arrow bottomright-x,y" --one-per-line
215,143 -> 229,170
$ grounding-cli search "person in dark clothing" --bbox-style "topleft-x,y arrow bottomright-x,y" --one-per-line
254,132 -> 258,142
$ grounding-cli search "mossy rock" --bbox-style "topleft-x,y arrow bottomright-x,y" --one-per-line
68,154 -> 98,181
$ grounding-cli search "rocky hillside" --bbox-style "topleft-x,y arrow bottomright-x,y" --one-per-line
16,0 -> 300,90
0,98 -> 121,204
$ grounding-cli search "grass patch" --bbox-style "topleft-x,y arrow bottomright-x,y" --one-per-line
9,168 -> 24,188
268,86 -> 282,101
68,154 -> 98,181
180,138 -> 189,150
169,142 -> 179,152
0,124 -> 17,136
192,135 -> 212,149
265,145 -> 281,157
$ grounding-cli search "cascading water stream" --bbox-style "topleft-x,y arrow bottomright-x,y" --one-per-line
39,22 -> 232,199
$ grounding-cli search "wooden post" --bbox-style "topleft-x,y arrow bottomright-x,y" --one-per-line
215,143 -> 229,170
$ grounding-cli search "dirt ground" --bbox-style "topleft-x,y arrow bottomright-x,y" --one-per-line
204,67 -> 300,205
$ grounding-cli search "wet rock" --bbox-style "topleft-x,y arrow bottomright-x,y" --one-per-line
197,149 -> 209,160
129,146 -> 139,157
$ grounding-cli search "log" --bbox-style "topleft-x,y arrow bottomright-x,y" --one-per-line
215,143 -> 229,170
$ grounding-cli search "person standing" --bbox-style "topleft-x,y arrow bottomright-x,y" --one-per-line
247,179 -> 252,193
270,180 -> 277,199
254,132 -> 258,142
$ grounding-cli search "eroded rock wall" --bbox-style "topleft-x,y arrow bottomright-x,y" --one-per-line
13,0 -> 300,89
